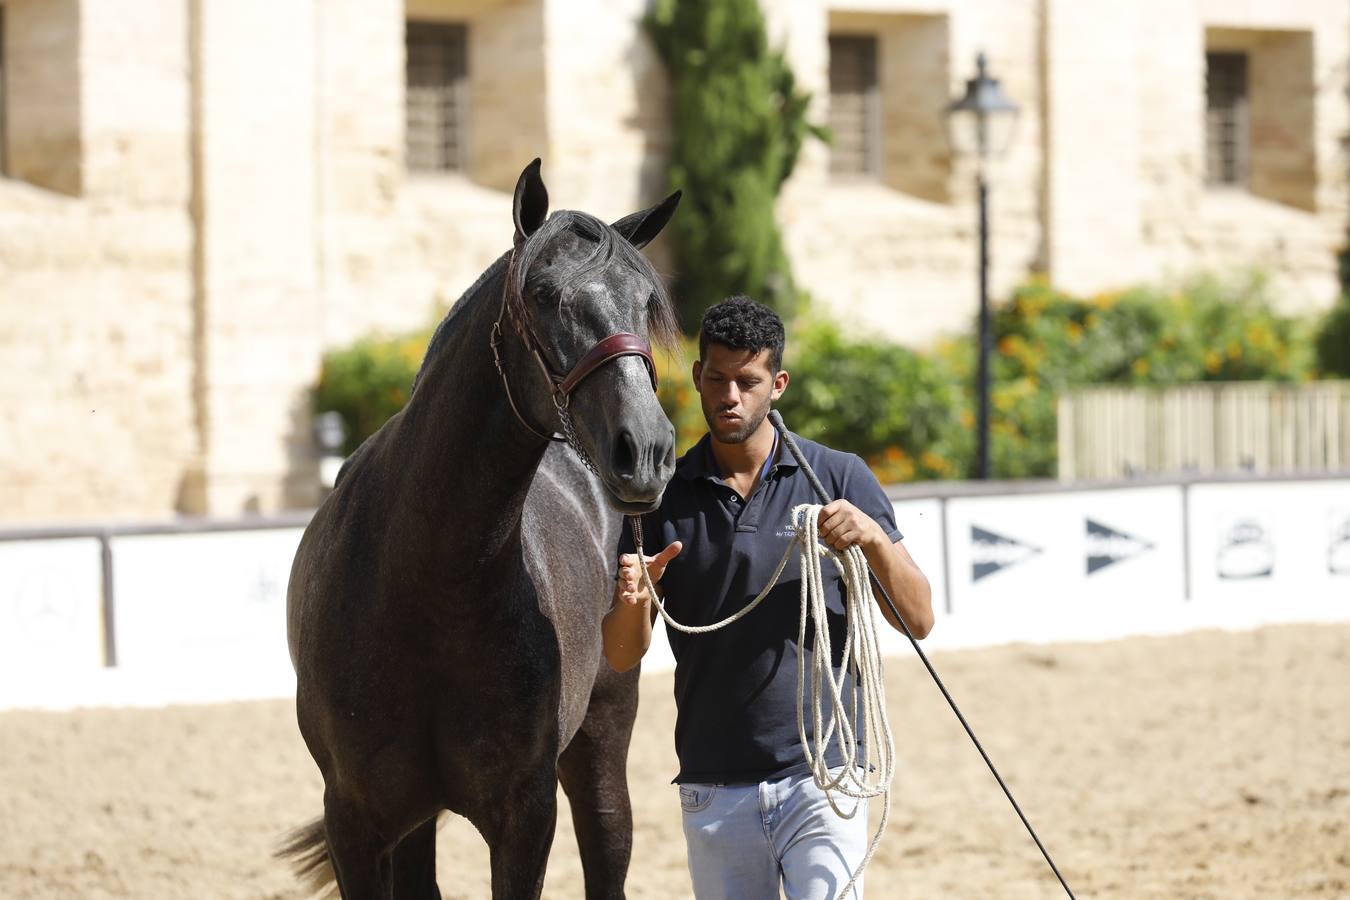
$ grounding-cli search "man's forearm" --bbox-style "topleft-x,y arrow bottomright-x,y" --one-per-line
861,534 -> 934,638
602,584 -> 655,672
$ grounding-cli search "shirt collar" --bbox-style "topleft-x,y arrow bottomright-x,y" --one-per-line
674,427 -> 800,482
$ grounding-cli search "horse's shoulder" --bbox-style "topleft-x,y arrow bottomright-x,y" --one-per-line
525,446 -> 619,554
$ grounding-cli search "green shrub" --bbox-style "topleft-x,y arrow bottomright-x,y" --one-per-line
312,274 -> 1321,484
1316,293 -> 1350,377
978,274 -> 1314,478
313,332 -> 428,454
770,275 -> 1315,482
775,318 -> 970,482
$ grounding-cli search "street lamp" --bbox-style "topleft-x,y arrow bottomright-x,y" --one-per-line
946,52 -> 1018,480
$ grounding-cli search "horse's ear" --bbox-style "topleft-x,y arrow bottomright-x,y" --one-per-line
513,158 -> 549,244
611,190 -> 682,250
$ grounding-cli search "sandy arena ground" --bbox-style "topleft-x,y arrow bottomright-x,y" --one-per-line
2,622 -> 1348,899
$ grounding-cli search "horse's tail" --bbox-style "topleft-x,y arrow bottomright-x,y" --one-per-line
275,817 -> 337,897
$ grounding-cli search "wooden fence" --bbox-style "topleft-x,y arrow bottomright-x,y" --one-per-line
1057,382 -> 1350,480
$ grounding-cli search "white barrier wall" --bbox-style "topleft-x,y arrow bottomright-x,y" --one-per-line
0,539 -> 104,682
108,528 -> 303,702
1,478 -> 1347,709
934,486 -> 1189,648
875,498 -> 946,658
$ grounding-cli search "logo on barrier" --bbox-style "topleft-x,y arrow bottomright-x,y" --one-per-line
1330,513 -> 1350,576
971,525 -> 1042,582
8,574 -> 78,628
1216,519 -> 1274,580
249,566 -> 283,606
1086,519 -> 1154,575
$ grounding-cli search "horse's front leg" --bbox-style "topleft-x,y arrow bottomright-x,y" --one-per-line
323,789 -> 393,900
479,765 -> 561,899
558,664 -> 640,900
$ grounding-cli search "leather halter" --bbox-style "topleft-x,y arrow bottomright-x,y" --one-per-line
490,282 -> 659,444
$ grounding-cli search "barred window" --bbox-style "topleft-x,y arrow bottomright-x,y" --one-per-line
405,21 -> 468,174
828,34 -> 880,178
1205,52 -> 1249,187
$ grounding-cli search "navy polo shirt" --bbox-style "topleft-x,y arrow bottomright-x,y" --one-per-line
618,430 -> 903,785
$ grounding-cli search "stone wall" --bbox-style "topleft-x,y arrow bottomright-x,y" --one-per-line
773,0 -> 1046,343
0,0 -> 194,521
182,0 -> 324,514
3,0 -> 81,195
1,0 -> 1347,522
318,0 -> 548,350
1091,0 -> 1346,309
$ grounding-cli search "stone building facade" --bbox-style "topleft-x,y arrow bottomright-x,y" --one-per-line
1,0 -> 1346,522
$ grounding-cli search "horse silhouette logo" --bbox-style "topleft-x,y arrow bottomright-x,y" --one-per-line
1217,519 -> 1274,580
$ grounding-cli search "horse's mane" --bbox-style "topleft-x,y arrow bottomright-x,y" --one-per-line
412,252 -> 511,394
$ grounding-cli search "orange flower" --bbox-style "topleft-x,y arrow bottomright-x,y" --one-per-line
920,450 -> 950,475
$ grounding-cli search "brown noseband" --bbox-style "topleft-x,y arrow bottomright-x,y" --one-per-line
557,332 -> 659,397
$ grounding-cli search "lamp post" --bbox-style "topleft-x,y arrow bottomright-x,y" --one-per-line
946,53 -> 1018,480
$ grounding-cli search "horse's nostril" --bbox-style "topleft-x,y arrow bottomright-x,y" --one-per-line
660,425 -> 676,471
612,430 -> 638,478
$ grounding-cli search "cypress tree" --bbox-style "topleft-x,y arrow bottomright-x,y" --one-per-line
646,0 -> 823,330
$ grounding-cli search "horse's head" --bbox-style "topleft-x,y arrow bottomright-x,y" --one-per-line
498,159 -> 680,514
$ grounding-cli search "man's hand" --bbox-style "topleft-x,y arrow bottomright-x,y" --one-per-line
816,500 -> 934,638
605,540 -> 683,672
816,500 -> 886,552
616,541 -> 683,606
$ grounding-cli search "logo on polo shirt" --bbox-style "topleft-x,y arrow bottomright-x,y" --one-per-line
970,525 -> 1041,582
1330,512 -> 1350,576
1085,518 -> 1153,575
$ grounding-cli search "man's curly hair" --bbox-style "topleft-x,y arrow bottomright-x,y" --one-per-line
698,296 -> 786,372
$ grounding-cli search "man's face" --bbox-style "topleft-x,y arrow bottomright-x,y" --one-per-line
693,344 -> 789,444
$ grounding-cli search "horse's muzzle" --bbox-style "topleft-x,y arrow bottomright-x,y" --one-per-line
603,422 -> 676,509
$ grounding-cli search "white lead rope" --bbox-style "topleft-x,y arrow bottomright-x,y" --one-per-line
633,503 -> 895,899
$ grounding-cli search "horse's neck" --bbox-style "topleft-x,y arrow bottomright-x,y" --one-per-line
393,274 -> 547,566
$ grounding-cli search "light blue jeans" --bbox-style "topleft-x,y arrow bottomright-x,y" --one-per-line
678,767 -> 869,899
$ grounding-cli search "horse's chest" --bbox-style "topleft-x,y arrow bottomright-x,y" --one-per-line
441,600 -> 594,751
536,589 -> 604,744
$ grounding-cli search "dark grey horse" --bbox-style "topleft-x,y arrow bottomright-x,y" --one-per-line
280,159 -> 680,899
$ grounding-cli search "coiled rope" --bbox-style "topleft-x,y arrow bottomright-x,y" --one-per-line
630,502 -> 890,898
